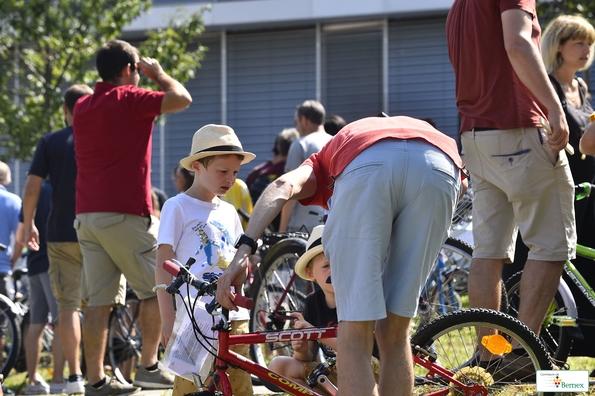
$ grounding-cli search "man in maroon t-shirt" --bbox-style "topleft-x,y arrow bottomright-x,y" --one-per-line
73,40 -> 191,395
446,0 -> 576,365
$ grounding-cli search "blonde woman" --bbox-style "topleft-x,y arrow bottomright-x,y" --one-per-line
543,15 -> 595,242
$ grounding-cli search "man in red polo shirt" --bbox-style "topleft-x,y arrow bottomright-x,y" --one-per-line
218,116 -> 467,396
73,40 -> 191,395
446,0 -> 575,359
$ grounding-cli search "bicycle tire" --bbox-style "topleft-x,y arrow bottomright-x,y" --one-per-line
411,308 -> 552,395
504,270 -> 572,364
106,297 -> 142,384
0,297 -> 22,377
248,239 -> 312,368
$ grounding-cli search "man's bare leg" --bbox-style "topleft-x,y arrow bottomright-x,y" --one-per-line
468,258 -> 504,311
518,259 -> 564,336
375,313 -> 413,396
83,305 -> 111,384
139,296 -> 161,367
51,322 -> 65,384
337,320 -> 377,396
26,323 -> 45,386
468,258 -> 505,359
59,309 -> 83,376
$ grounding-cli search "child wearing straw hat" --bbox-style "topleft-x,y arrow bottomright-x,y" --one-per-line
268,225 -> 380,394
155,124 -> 255,396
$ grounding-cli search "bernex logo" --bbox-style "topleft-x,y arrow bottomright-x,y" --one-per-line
537,370 -> 588,392
267,372 -> 315,395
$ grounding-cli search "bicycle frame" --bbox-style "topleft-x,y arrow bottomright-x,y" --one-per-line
160,259 -> 487,396
549,246 -> 595,328
207,318 -> 486,396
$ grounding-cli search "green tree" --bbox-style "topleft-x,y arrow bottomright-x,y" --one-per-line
537,1 -> 595,24
0,0 -> 206,161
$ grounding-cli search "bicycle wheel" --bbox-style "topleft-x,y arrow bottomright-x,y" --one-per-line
411,308 -> 552,395
505,270 -> 572,364
0,297 -> 21,377
106,297 -> 142,384
412,238 -> 473,332
249,238 -> 312,369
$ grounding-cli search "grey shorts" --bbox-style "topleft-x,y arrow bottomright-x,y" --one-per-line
75,213 -> 159,307
324,139 -> 461,321
29,272 -> 59,324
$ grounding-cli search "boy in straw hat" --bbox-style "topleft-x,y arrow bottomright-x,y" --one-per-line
268,225 -> 380,394
156,124 -> 255,396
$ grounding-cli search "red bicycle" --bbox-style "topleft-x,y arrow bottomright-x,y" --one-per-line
158,259 -> 553,396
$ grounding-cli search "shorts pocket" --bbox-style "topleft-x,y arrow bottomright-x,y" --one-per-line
94,213 -> 125,229
338,163 -> 383,182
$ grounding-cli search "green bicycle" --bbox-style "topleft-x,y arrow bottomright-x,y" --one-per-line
505,182 -> 595,365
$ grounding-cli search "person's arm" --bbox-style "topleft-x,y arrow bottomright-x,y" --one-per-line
580,121 -> 595,155
22,174 -> 44,251
11,241 -> 24,269
278,200 -> 297,232
501,9 -> 569,152
16,222 -> 25,246
216,165 -> 319,310
137,57 -> 192,114
155,244 -> 176,347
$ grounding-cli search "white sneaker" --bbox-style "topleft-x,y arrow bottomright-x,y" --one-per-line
50,381 -> 66,394
64,378 -> 85,395
23,374 -> 50,395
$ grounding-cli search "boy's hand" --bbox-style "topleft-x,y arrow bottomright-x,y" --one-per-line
161,315 -> 175,348
291,312 -> 313,353
292,312 -> 312,329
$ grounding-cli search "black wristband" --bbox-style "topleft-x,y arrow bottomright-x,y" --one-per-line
234,234 -> 258,255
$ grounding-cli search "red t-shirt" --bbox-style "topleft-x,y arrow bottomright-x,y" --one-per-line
73,82 -> 164,215
446,0 -> 547,132
299,116 -> 464,210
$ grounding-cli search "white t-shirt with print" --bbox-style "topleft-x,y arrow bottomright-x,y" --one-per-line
158,193 -> 249,321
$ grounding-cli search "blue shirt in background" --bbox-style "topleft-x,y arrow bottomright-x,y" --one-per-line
0,185 -> 22,274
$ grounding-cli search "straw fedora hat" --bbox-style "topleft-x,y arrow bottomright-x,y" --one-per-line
295,225 -> 325,280
180,124 -> 256,171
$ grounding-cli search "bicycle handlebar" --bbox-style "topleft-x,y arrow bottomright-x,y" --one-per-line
162,260 -> 254,310
575,182 -> 595,201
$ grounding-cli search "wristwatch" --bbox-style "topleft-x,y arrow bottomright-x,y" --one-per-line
234,234 -> 258,255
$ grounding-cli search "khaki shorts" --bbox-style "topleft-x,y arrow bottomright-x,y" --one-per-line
47,242 -> 87,312
461,128 -> 576,262
172,320 -> 252,396
75,213 -> 159,307
303,355 -> 380,395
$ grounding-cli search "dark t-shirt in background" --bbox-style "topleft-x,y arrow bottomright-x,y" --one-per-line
28,126 -> 78,243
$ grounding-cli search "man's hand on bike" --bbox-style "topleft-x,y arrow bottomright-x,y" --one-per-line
216,245 -> 251,311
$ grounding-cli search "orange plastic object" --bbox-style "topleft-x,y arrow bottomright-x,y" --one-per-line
590,112 -> 595,123
481,334 -> 513,355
